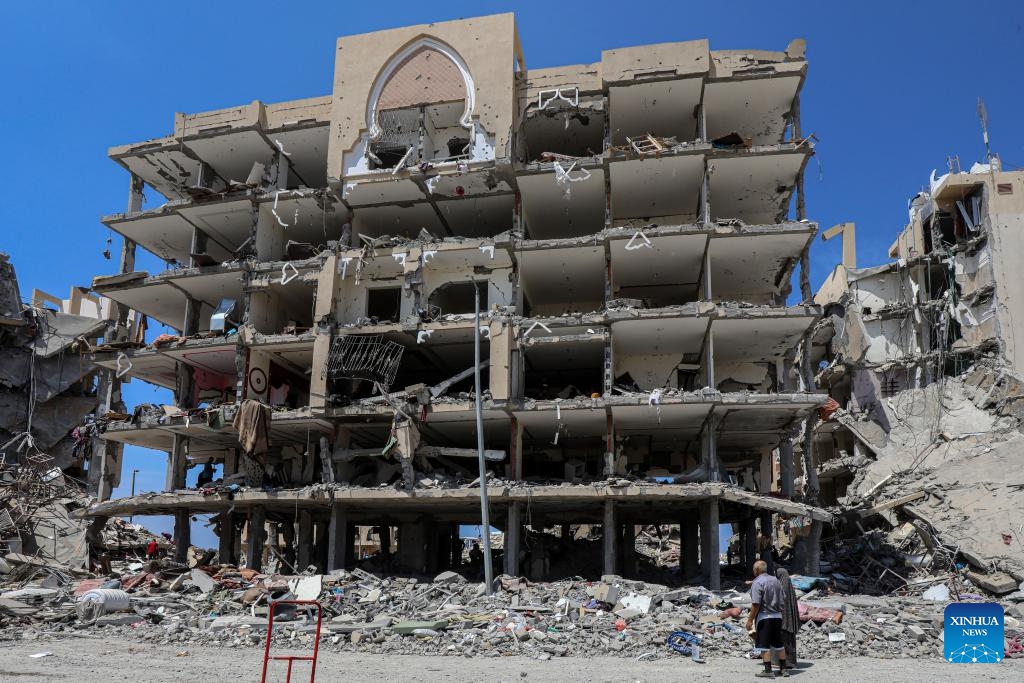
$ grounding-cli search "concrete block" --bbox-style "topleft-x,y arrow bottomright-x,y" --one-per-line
190,569 -> 216,594
967,570 -> 1018,595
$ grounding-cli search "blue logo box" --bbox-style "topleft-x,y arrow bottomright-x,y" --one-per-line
944,602 -> 1004,663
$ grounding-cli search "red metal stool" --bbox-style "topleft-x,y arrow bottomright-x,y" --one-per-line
260,599 -> 323,683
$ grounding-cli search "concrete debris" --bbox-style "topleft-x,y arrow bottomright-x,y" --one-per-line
3,558 -> 1019,661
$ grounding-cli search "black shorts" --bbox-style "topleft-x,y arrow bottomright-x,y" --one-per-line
755,617 -> 785,652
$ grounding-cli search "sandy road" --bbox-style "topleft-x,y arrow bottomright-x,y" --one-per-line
1,636 -> 1021,682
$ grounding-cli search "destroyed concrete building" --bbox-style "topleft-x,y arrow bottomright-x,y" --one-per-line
807,162 -> 1024,593
0,253 -> 154,568
811,163 -> 1024,503
83,14 -> 830,588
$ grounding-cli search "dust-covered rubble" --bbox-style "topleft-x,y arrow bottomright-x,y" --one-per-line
3,556 -> 1022,662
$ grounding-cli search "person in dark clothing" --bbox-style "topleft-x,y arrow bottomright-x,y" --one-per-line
775,567 -> 799,670
196,462 -> 215,488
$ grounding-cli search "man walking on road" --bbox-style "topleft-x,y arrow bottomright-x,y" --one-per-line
746,560 -> 789,677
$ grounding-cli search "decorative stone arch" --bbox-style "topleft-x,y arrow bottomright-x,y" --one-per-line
365,36 -> 476,142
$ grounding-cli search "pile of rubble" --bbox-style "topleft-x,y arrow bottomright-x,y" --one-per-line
818,364 -> 1024,601
4,555 -> 1022,661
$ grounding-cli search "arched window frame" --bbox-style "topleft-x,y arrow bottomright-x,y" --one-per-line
365,37 -> 476,143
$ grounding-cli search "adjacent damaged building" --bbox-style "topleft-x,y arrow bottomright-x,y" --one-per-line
83,14 -> 829,587
807,161 -> 1024,592
0,254 -> 153,568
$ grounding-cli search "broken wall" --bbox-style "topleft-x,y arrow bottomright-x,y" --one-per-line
328,13 -> 518,179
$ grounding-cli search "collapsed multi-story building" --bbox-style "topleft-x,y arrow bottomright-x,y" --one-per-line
1,254 -> 158,567
83,13 -> 831,588
810,162 -> 1024,504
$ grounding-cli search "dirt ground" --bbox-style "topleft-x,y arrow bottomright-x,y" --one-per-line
1,636 -> 1021,682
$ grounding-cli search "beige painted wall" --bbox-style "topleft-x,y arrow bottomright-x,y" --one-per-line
327,13 -> 518,181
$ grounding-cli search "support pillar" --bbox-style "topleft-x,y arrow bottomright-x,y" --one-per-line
327,504 -> 349,571
165,434 -> 187,492
450,524 -> 462,569
759,512 -> 775,571
218,512 -> 236,565
742,515 -> 758,570
173,510 -> 191,564
621,523 -> 637,578
246,506 -> 266,571
281,521 -> 296,571
378,525 -> 392,560
296,510 -> 314,570
700,500 -> 720,590
806,520 -> 822,576
779,442 -> 795,498
701,414 -> 719,482
224,449 -> 239,478
681,510 -> 700,579
313,519 -> 329,572
348,522 -> 359,567
603,500 -> 617,577
504,503 -> 521,576
510,418 -> 523,481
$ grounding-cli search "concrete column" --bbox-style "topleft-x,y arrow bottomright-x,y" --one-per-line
603,500 -> 618,577
680,511 -> 700,579
504,503 -> 521,576
309,252 -> 339,411
165,434 -> 187,492
327,504 -> 349,571
806,519 -> 822,577
621,523 -> 637,578
266,522 -> 279,569
224,449 -> 239,478
742,516 -> 758,570
700,159 -> 711,226
450,524 -> 462,569
96,442 -> 123,502
346,522 -> 357,567
378,525 -> 392,560
313,519 -> 329,572
699,500 -> 720,590
428,524 -> 447,574
246,506 -> 266,571
281,521 -> 296,571
296,510 -> 314,570
779,442 -> 795,498
173,510 -> 191,564
701,414 -> 719,482
218,512 -> 236,565
510,418 -> 523,481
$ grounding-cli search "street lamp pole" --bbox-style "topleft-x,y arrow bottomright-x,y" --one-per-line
129,468 -> 139,522
473,284 -> 494,594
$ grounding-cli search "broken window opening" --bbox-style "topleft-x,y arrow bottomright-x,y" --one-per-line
521,104 -> 605,162
427,280 -> 487,316
366,287 -> 403,324
370,107 -> 420,170
613,281 -> 701,309
268,360 -> 309,409
521,435 -> 607,480
368,42 -> 474,171
522,343 -> 604,401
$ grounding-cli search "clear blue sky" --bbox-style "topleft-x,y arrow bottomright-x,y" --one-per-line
2,1 -> 1022,546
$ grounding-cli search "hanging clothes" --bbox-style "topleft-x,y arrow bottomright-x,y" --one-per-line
233,399 -> 271,461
